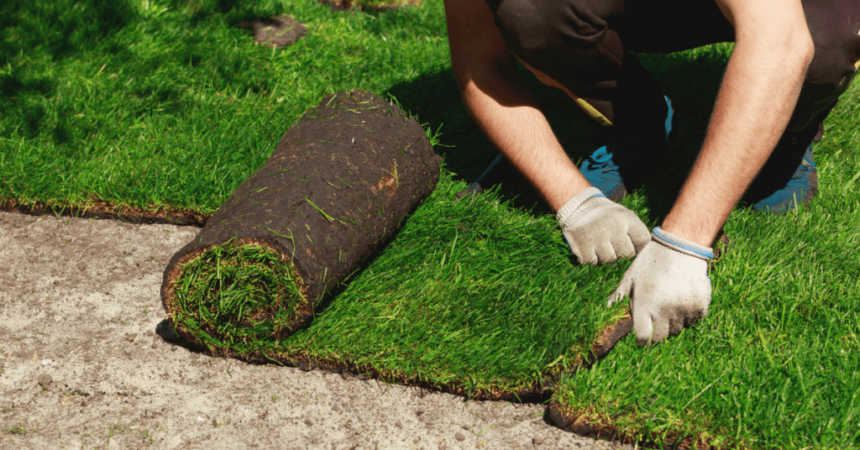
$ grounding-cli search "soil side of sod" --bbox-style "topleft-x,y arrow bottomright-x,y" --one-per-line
163,89 -> 442,345
0,198 -> 211,226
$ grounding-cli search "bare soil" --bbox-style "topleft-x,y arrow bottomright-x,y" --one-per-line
0,211 -> 630,450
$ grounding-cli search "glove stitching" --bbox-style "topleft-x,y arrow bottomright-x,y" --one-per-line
556,187 -> 605,226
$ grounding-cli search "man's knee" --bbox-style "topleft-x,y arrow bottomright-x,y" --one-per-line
788,3 -> 860,130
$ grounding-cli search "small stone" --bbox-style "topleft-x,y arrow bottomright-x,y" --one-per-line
533,436 -> 544,445
212,418 -> 218,427
455,432 -> 466,441
415,406 -> 426,416
462,424 -> 470,430
151,343 -> 156,349
305,418 -> 314,427
395,420 -> 402,428
37,373 -> 52,389
77,263 -> 86,271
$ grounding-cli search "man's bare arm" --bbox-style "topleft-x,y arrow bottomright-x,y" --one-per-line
661,0 -> 815,246
443,0 -> 590,211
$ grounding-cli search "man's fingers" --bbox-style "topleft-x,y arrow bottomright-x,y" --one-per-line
607,275 -> 633,307
578,249 -> 598,266
594,241 -> 617,265
668,313 -> 685,336
564,233 -> 597,266
612,236 -> 636,260
564,233 -> 580,257
650,316 -> 671,345
576,243 -> 599,266
633,310 -> 654,347
627,218 -> 651,254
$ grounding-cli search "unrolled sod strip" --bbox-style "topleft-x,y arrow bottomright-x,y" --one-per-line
161,89 -> 442,355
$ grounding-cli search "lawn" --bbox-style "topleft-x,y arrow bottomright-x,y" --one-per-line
2,0 -> 859,448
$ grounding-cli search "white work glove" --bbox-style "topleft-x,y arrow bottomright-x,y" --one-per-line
608,227 -> 713,346
556,187 -> 650,265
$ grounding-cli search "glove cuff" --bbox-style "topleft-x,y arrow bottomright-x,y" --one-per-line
556,187 -> 606,226
652,226 -> 714,260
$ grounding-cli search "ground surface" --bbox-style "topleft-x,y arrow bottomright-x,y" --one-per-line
0,211 -> 629,450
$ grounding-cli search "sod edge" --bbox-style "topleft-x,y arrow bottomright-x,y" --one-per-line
164,255 -> 634,403
0,198 -> 210,226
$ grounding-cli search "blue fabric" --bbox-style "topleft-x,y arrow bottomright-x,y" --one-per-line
579,144 -> 624,198
580,96 -> 673,199
653,227 -> 714,260
751,144 -> 816,213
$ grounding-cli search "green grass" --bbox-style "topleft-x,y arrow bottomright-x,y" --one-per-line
3,0 -> 860,447
170,175 -> 631,396
552,54 -> 860,448
0,0 -> 452,213
171,239 -> 308,349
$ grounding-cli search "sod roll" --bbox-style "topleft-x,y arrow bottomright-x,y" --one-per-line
161,89 -> 442,353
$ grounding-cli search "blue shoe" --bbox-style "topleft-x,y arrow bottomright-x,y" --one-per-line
750,144 -> 817,213
579,145 -> 625,201
579,96 -> 674,201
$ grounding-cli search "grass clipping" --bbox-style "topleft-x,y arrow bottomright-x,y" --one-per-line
169,239 -> 309,356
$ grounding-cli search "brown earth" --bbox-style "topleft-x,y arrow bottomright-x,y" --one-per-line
0,211 -> 632,450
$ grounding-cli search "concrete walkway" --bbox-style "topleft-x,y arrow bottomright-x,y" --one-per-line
0,211 -> 628,450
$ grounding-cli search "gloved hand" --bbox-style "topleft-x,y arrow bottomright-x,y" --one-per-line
607,227 -> 713,346
557,187 -> 650,265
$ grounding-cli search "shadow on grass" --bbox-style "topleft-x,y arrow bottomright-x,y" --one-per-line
0,0 -> 138,64
383,45 -> 732,225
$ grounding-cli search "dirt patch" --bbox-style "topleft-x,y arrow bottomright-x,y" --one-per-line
0,210 -> 627,450
237,15 -> 307,48
318,0 -> 422,13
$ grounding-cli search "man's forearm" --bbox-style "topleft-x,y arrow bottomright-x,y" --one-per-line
457,61 -> 591,211
662,38 -> 814,246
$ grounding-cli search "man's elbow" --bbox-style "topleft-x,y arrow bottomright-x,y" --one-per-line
793,29 -> 815,65
763,26 -> 815,75
780,19 -> 816,66
740,22 -> 815,66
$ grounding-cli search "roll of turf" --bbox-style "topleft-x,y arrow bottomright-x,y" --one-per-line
161,89 -> 442,353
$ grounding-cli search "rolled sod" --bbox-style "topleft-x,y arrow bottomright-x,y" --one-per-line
161,89 -> 442,354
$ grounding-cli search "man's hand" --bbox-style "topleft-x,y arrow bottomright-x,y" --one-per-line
608,227 -> 713,346
557,187 -> 650,265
